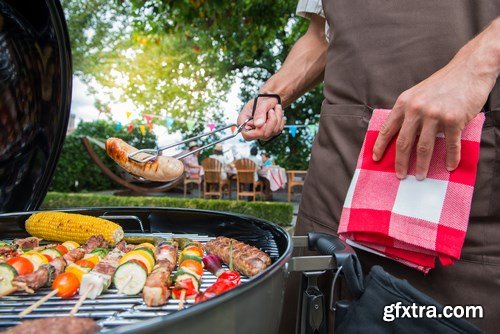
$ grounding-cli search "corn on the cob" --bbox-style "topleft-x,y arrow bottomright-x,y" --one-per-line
25,212 -> 124,245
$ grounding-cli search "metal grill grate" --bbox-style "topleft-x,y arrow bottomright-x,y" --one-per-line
0,234 -> 250,332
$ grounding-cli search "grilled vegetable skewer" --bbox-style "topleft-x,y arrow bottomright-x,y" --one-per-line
5,236 -> 107,296
172,243 -> 204,309
19,271 -> 81,318
79,241 -> 128,300
113,243 -> 156,295
142,241 -> 178,306
69,240 -> 132,316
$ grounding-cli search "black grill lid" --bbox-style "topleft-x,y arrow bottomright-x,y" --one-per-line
0,0 -> 72,213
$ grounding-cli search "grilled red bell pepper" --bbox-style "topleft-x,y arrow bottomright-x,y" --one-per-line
217,270 -> 241,285
194,275 -> 239,303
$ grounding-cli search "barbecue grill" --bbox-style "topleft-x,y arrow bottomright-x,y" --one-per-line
0,1 -> 350,333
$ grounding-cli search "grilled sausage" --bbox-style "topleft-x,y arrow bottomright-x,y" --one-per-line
205,237 -> 271,277
105,138 -> 184,182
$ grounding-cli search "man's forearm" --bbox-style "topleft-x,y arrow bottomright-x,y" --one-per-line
459,16 -> 500,83
259,15 -> 328,107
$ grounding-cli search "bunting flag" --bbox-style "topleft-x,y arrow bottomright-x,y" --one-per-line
144,114 -> 153,124
166,117 -> 175,128
186,120 -> 195,131
208,123 -> 215,132
307,124 -> 318,135
289,125 -> 298,138
230,125 -> 237,134
127,124 -> 135,133
126,111 -> 132,119
148,122 -> 154,131
139,125 -> 146,136
115,122 -> 122,131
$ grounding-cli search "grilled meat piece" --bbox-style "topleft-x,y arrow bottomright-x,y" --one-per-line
5,317 -> 100,334
0,245 -> 16,258
14,237 -> 41,250
63,248 -> 85,264
64,235 -> 109,264
143,269 -> 171,306
205,237 -> 271,277
82,235 -> 109,252
12,265 -> 53,291
93,261 -> 117,277
115,240 -> 127,252
50,257 -> 67,276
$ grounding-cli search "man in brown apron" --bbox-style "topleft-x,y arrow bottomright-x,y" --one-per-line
238,1 -> 499,332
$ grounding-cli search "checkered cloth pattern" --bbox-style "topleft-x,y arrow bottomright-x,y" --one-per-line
338,109 -> 485,273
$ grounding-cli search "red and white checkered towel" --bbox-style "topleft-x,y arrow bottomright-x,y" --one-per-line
263,167 -> 287,191
338,109 -> 485,273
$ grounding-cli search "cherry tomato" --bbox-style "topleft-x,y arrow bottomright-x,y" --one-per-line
52,272 -> 80,298
180,259 -> 204,277
55,245 -> 68,255
75,259 -> 95,270
175,278 -> 196,291
128,259 -> 148,272
6,257 -> 34,275
217,270 -> 241,285
172,287 -> 197,299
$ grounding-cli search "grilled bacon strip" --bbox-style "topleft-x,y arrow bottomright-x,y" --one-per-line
11,236 -> 108,293
204,237 -> 271,277
142,242 -> 178,306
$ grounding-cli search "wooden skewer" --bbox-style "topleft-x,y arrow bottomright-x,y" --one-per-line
117,276 -> 133,294
69,284 -> 94,317
19,289 -> 58,318
0,286 -> 18,297
178,289 -> 186,310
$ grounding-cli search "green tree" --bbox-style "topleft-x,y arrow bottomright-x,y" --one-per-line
63,0 -> 323,170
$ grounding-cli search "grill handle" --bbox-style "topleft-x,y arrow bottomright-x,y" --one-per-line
307,232 -> 364,299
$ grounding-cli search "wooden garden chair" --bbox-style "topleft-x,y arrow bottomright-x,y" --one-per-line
287,170 -> 307,202
183,176 -> 202,198
234,158 -> 263,201
201,158 -> 230,199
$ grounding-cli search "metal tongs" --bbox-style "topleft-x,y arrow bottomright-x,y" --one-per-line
128,117 -> 254,163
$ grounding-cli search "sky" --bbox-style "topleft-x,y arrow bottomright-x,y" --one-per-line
70,76 -> 253,159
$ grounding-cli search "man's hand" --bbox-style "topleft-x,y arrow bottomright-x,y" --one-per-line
372,18 -> 500,180
238,97 -> 285,141
237,13 -> 327,141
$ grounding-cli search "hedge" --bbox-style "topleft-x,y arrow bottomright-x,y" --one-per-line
41,192 -> 294,227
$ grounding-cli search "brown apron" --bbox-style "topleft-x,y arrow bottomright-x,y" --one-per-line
281,1 -> 500,333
